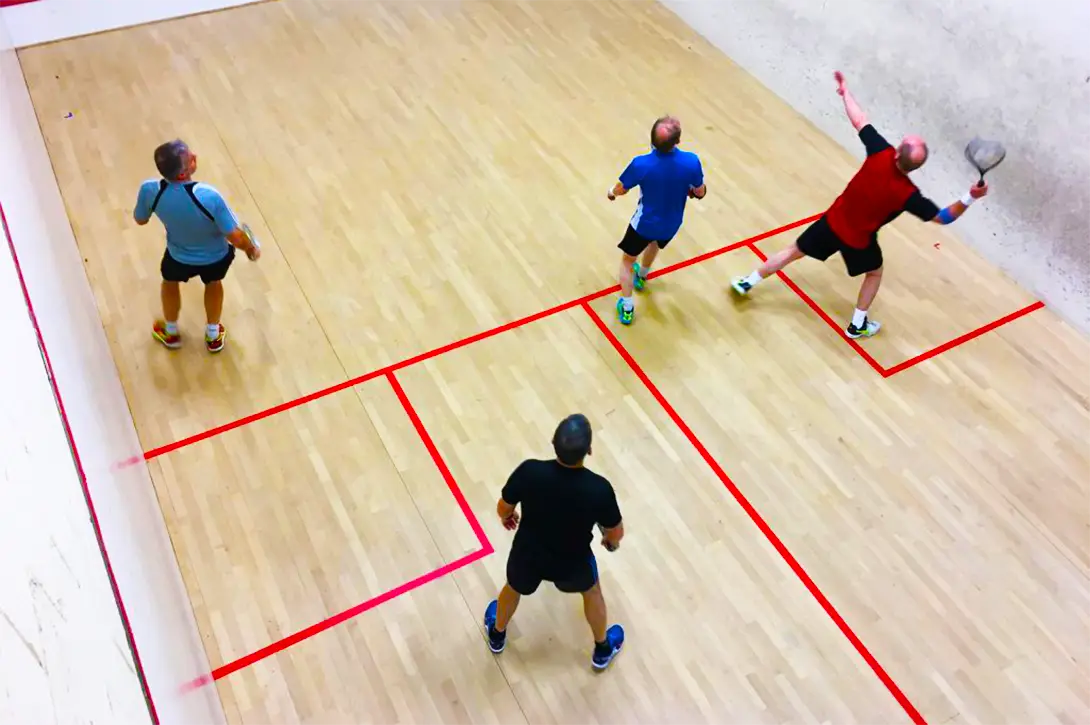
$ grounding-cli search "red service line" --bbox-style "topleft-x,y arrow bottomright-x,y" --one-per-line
141,216 -> 817,462
580,301 -> 928,725
744,243 -> 1045,377
184,373 -> 494,686
881,300 -> 1045,376
745,242 -> 885,375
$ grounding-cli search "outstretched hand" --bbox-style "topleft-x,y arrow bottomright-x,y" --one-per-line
834,70 -> 846,96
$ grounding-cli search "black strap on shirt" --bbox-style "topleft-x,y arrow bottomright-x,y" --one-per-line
148,179 -> 214,222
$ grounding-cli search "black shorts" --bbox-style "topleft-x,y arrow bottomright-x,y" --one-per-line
796,216 -> 883,277
506,546 -> 599,596
160,246 -> 235,284
618,224 -> 673,257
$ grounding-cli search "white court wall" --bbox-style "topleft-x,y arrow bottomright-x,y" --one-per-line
0,2 -> 229,723
665,0 -> 1090,333
3,0 -> 263,47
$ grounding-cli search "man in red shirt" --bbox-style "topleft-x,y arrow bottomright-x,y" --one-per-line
731,71 -> 990,338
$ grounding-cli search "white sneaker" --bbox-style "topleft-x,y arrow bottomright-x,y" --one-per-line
846,318 -> 881,339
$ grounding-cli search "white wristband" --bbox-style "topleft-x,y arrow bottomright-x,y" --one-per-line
961,193 -> 975,207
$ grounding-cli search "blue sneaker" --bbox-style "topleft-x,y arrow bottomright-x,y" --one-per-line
591,624 -> 625,670
633,263 -> 647,292
616,299 -> 634,325
483,600 -> 506,654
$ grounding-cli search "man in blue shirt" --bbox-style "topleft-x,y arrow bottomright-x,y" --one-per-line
133,139 -> 260,353
608,116 -> 706,325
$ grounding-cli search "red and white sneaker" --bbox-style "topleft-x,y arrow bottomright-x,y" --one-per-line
205,324 -> 227,353
152,320 -> 182,349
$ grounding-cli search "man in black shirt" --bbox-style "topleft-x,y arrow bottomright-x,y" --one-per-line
483,414 -> 627,670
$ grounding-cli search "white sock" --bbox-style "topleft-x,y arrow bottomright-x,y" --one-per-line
165,321 -> 179,335
206,323 -> 220,339
620,296 -> 634,311
744,270 -> 763,286
638,263 -> 650,279
851,308 -> 868,328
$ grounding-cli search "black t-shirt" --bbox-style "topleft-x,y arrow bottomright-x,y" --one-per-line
501,459 -> 622,563
857,125 -> 941,224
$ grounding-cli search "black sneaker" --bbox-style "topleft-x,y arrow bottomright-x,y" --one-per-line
846,318 -> 882,339
591,624 -> 625,670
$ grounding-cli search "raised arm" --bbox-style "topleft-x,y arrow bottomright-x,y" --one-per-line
931,183 -> 990,225
834,71 -> 869,132
901,182 -> 990,226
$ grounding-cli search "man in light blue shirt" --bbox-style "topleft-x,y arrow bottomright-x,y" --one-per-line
134,139 -> 260,353
608,116 -> 706,325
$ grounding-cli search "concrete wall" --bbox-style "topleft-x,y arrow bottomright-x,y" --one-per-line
0,2 -> 228,722
665,0 -> 1090,333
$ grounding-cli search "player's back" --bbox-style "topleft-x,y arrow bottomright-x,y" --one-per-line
511,459 -> 614,560
826,148 -> 918,247
140,180 -> 231,264
625,148 -> 703,238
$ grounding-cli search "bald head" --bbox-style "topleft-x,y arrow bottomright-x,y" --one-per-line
896,134 -> 928,173
651,116 -> 682,153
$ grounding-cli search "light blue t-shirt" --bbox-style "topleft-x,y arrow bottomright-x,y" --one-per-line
618,148 -> 704,240
134,180 -> 238,265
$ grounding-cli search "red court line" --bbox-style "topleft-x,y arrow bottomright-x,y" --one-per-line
581,301 -> 928,725
203,547 -> 490,684
387,371 -> 493,552
141,215 -> 816,462
882,300 -> 1045,377
746,242 -> 886,375
0,0 -> 42,7
745,243 -> 1047,378
190,373 -> 495,684
1,202 -> 160,723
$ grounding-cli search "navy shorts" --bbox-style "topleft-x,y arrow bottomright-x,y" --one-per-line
506,546 -> 599,595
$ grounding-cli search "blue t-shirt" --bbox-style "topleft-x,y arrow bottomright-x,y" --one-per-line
134,180 -> 238,265
618,148 -> 704,240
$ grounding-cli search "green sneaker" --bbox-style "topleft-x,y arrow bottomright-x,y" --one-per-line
616,298 -> 634,325
633,263 -> 647,292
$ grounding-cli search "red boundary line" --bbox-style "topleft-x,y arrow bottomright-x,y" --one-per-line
745,243 -> 1045,377
882,300 -> 1046,376
580,301 -> 928,725
0,202 -> 160,723
745,242 -> 885,375
0,0 -> 43,8
186,372 -> 494,685
141,217 -> 815,462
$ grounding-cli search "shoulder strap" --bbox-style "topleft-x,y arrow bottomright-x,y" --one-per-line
148,179 -> 168,215
183,182 -> 215,222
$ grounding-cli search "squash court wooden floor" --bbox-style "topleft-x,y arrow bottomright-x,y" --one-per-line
18,1 -> 1090,723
